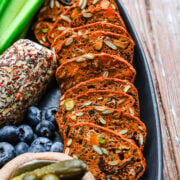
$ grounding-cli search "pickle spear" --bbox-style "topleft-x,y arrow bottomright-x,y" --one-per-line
11,159 -> 88,180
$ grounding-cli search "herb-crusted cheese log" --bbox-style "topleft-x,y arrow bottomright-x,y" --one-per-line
63,107 -> 146,150
56,53 -> 136,93
0,39 -> 56,127
56,90 -> 136,133
56,31 -> 134,64
64,123 -> 146,179
60,77 -> 140,117
51,22 -> 132,52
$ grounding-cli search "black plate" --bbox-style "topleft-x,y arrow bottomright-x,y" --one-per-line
32,1 -> 163,179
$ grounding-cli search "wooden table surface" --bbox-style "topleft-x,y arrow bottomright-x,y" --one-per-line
121,0 -> 180,179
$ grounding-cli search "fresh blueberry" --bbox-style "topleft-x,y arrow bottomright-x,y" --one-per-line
53,131 -> 63,143
43,107 -> 58,125
0,142 -> 15,167
50,142 -> 64,152
35,121 -> 55,139
15,142 -> 29,156
0,126 -> 19,145
30,137 -> 53,152
28,144 -> 46,153
17,125 -> 34,144
25,106 -> 41,128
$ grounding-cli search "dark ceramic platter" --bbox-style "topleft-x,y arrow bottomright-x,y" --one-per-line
29,1 -> 163,179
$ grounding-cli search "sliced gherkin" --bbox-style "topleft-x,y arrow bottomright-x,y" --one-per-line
11,160 -> 88,180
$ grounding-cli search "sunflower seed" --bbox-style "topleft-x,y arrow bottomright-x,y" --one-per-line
76,57 -> 86,62
97,97 -> 103,100
65,38 -> 74,46
39,40 -> 44,44
108,161 -> 118,166
50,0 -> 54,8
36,23 -> 40,28
139,134 -> 144,145
102,110 -> 114,115
99,116 -> 106,125
58,26 -> 66,31
124,85 -> 131,93
60,100 -> 64,106
55,0 -> 60,8
101,148 -> 109,155
103,71 -> 109,78
84,53 -> 94,59
79,0 -> 83,7
93,0 -> 99,4
40,7 -> 47,12
61,82 -> 64,88
61,15 -> 71,23
75,112 -> 84,117
65,147 -> 70,155
111,3 -> 117,10
83,101 -> 92,106
93,145 -> 102,155
42,36 -> 46,42
83,13 -> 92,18
67,139 -> 72,146
104,40 -> 117,50
94,106 -> 106,111
129,108 -> 134,115
81,0 -> 87,9
51,33 -> 54,38
119,130 -> 128,135
72,154 -> 78,159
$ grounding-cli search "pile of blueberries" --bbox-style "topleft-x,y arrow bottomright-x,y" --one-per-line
0,106 -> 63,167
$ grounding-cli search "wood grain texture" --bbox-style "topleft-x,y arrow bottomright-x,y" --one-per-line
121,0 -> 180,179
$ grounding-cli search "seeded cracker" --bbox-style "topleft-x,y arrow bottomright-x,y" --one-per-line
56,53 -> 136,93
55,90 -> 137,137
59,77 -> 140,117
63,106 -> 146,150
51,22 -> 133,52
64,123 -> 146,179
56,31 -> 134,64
47,1 -> 121,42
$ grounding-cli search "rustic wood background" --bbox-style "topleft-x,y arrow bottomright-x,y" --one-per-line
121,0 -> 180,179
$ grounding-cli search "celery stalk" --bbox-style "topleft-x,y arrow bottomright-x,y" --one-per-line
0,0 -> 8,16
0,0 -> 44,54
0,0 -> 27,33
